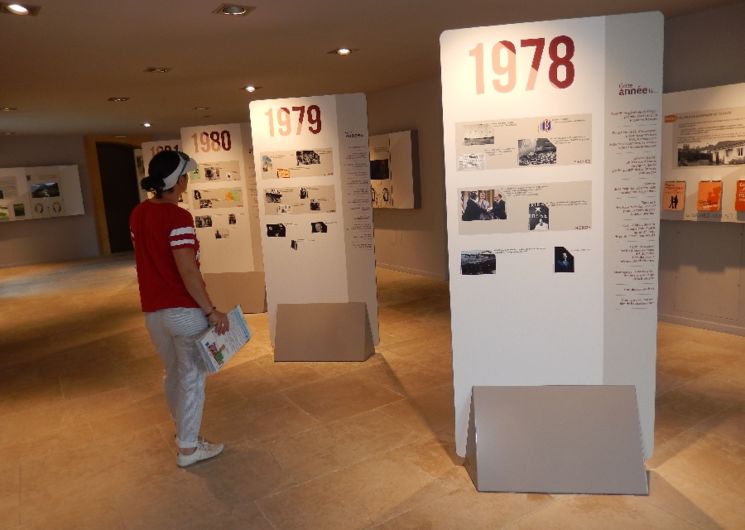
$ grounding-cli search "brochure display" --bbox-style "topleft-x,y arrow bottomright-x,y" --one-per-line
662,82 -> 745,222
0,165 -> 84,222
441,12 -> 662,492
249,94 -> 379,360
181,124 -> 266,313
196,305 -> 252,374
369,130 -> 417,208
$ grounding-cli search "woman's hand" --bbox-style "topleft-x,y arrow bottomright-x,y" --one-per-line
208,310 -> 230,335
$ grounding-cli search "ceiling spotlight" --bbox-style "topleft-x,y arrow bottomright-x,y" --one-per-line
1,3 -> 40,15
0,106 -> 18,111
144,66 -> 171,74
328,47 -> 355,56
213,4 -> 254,16
142,122 -> 152,128
107,96 -> 130,102
193,106 -> 210,111
243,85 -> 261,93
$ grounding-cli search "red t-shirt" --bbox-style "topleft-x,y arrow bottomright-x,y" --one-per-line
129,201 -> 201,312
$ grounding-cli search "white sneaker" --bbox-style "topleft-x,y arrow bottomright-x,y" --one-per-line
177,439 -> 224,468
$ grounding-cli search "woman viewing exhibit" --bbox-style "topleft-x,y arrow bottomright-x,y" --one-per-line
129,150 -> 229,467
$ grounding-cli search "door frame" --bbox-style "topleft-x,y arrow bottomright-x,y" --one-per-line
84,134 -> 151,255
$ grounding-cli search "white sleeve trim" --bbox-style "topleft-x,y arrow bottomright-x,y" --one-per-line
170,238 -> 196,247
170,226 -> 196,237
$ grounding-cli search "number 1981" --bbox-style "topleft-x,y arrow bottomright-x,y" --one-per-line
469,35 -> 575,94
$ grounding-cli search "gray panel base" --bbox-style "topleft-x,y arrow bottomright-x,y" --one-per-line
203,271 -> 266,314
464,385 -> 649,495
274,302 -> 374,362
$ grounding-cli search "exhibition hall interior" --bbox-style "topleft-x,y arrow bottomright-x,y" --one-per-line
2,0 -> 745,528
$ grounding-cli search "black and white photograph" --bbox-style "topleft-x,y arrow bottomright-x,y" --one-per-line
30,181 -> 60,198
554,247 -> 575,273
193,189 -> 202,200
261,155 -> 273,173
311,221 -> 328,233
228,214 -> 236,225
266,189 -> 283,203
214,229 -> 229,239
518,138 -> 557,166
370,158 -> 390,180
309,199 -> 320,211
290,240 -> 298,250
677,140 -> 745,166
277,204 -> 292,214
199,199 -> 213,209
299,187 -> 308,199
529,202 -> 550,230
457,153 -> 485,170
194,215 -> 213,228
460,251 -> 496,275
296,150 -> 321,165
462,124 -> 495,146
266,223 -> 286,237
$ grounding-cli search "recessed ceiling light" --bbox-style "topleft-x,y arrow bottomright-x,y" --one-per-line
142,122 -> 152,128
329,47 -> 355,56
193,106 -> 210,111
1,3 -> 40,16
213,4 -> 254,16
107,97 -> 130,102
243,85 -> 261,93
144,66 -> 171,74
0,106 -> 18,112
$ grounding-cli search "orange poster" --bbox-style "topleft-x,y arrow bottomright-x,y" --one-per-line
736,180 -> 745,212
662,181 -> 685,211
697,181 -> 722,212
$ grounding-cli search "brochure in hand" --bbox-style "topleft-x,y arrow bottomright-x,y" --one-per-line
195,305 -> 251,374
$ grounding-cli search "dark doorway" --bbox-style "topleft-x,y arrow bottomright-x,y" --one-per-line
97,142 -> 140,253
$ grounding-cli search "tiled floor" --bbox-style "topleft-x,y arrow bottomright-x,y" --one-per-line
1,255 -> 744,529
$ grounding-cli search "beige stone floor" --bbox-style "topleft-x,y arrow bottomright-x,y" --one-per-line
1,255 -> 745,530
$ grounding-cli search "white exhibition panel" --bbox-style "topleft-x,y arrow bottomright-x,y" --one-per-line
369,130 -> 416,208
0,165 -> 84,221
249,94 -> 379,343
180,123 -> 263,274
661,82 -> 745,222
441,13 -> 662,458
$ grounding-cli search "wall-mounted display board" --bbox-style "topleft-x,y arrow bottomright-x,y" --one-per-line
180,124 -> 265,312
249,94 -> 379,353
441,12 -> 663,473
369,130 -> 417,208
662,82 -> 745,222
0,165 -> 84,222
139,140 -> 182,204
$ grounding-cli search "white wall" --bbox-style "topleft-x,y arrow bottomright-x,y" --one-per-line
0,135 -> 99,267
367,78 -> 448,279
659,1 -> 745,335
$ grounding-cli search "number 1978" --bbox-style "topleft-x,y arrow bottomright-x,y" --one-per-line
469,36 -> 575,94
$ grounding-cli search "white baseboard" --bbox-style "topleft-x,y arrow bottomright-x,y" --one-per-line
658,313 -> 745,337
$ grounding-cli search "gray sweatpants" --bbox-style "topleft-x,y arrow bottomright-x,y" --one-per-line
144,307 -> 209,449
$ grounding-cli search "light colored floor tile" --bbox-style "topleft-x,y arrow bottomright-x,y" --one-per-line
1,256 -> 744,529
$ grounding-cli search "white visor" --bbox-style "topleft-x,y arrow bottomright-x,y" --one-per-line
162,153 -> 197,190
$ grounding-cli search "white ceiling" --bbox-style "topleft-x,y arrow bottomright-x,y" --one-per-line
0,0 -> 739,135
